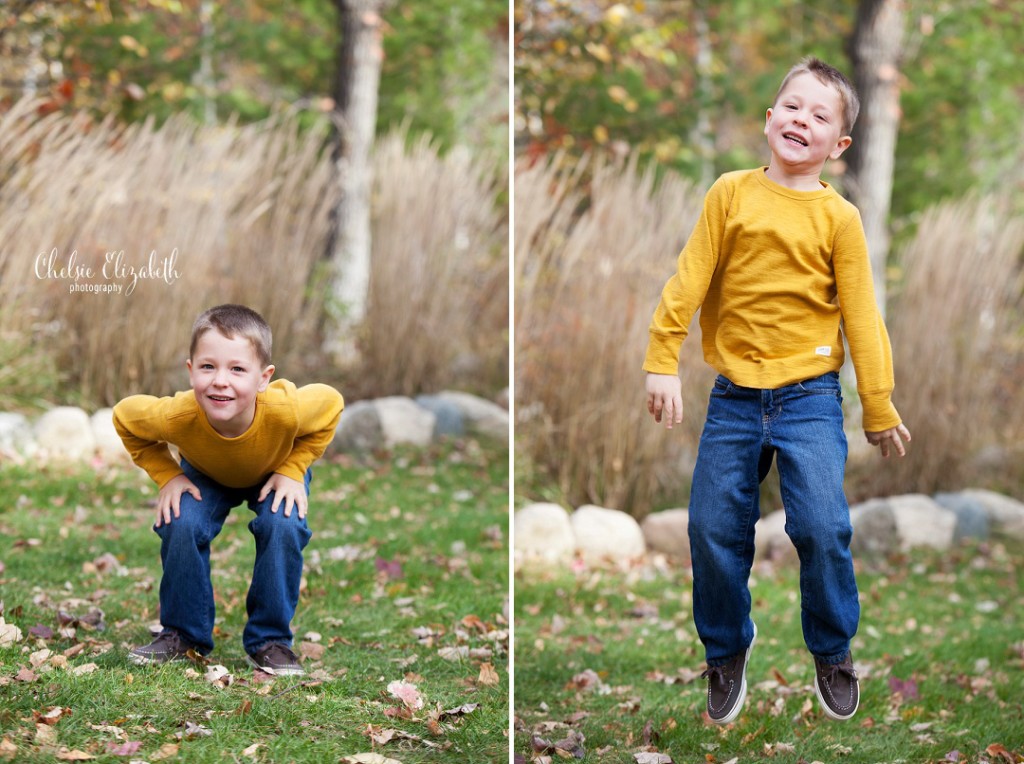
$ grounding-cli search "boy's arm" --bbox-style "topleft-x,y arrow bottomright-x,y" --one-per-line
832,212 -> 902,433
643,175 -> 729,375
112,397 -> 185,487
273,384 -> 344,481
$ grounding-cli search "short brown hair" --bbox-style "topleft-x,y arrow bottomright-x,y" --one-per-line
774,56 -> 860,136
190,304 -> 272,367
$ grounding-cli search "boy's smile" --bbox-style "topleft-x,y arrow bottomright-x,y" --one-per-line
764,72 -> 851,188
187,329 -> 274,438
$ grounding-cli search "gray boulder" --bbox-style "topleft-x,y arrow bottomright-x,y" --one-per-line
640,508 -> 690,560
851,494 -> 954,555
0,412 -> 35,456
933,492 -> 990,542
435,391 -> 508,441
414,394 -> 465,438
374,396 -> 435,448
330,400 -> 383,453
755,509 -> 795,562
91,408 -> 129,462
571,504 -> 646,562
34,406 -> 95,461
514,503 -> 575,568
960,489 -> 1024,541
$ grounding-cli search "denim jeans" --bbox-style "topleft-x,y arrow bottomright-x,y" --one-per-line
155,457 -> 312,655
688,371 -> 858,666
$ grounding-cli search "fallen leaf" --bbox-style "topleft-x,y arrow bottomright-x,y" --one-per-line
532,731 -> 585,758
106,740 -> 142,756
15,667 -> 37,683
55,750 -> 96,761
29,624 -> 54,640
387,679 -> 424,710
71,663 -> 99,676
175,722 -> 212,740
34,723 -> 58,745
0,618 -> 22,647
0,738 -> 16,760
437,646 -> 469,661
478,662 -> 500,686
438,703 -> 479,720
299,641 -> 325,661
634,754 -> 673,764
374,557 -> 403,580
150,743 -> 180,760
241,742 -> 262,757
33,706 -> 67,725
204,665 -> 233,687
888,676 -> 919,700
985,744 -> 1015,764
340,755 -> 403,764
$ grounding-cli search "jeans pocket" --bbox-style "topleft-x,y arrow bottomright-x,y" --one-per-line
710,376 -> 735,398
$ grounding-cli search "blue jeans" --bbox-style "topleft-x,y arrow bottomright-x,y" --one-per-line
155,458 -> 312,655
688,371 -> 858,666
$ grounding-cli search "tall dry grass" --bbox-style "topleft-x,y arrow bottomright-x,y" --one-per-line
356,131 -> 509,399
514,153 -> 711,514
849,194 -> 1024,498
0,99 -> 508,409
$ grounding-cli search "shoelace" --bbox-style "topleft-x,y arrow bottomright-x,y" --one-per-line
701,664 -> 732,689
822,662 -> 857,684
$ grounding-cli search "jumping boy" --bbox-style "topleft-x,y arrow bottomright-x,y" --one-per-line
114,304 -> 343,675
643,58 -> 911,724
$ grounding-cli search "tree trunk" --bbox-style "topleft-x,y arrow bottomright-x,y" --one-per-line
324,0 -> 384,354
845,0 -> 906,318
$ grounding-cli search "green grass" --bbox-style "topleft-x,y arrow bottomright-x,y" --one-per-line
0,440 -> 509,762
514,544 -> 1024,763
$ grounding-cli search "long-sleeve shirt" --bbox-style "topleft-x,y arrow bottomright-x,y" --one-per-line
643,167 -> 901,432
113,379 -> 343,488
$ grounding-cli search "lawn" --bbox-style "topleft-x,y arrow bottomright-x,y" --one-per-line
0,439 -> 509,763
514,541 -> 1024,763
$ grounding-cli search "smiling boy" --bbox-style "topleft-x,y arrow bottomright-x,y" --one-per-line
644,58 -> 911,723
113,304 -> 343,674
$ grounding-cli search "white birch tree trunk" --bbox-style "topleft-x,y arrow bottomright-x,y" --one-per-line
325,0 -> 384,356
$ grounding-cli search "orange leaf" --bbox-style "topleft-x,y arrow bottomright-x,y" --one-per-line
478,662 -> 500,686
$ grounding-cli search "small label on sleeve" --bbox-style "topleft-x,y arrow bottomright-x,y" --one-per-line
815,346 -> 832,357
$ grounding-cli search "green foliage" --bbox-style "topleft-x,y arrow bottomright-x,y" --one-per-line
516,0 -> 1024,226
8,0 -> 507,150
0,441 -> 509,761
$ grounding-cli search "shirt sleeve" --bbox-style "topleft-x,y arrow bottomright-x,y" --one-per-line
832,211 -> 902,432
273,384 -> 344,481
643,175 -> 730,374
111,396 -> 185,487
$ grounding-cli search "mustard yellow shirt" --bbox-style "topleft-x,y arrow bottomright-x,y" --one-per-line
644,168 -> 901,432
113,379 -> 344,488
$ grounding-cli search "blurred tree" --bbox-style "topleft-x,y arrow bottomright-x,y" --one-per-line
325,0 -> 384,347
846,0 -> 906,315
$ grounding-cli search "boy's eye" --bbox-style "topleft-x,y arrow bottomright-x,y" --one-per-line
232,366 -> 246,372
201,364 -> 214,370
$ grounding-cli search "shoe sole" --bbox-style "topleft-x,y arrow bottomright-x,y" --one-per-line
127,652 -> 191,665
246,654 -> 305,676
710,622 -> 757,725
814,673 -> 859,721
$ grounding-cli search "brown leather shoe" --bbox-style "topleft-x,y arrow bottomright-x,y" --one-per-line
701,623 -> 756,724
814,651 -> 859,720
128,630 -> 200,665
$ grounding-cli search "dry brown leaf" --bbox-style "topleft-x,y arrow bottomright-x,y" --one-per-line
0,738 -> 17,760
985,744 -> 1016,764
34,723 -> 58,745
150,743 -> 180,761
477,662 -> 500,686
71,663 -> 99,676
241,742 -> 263,757
55,750 -> 96,761
15,667 -> 37,683
340,754 -> 403,764
299,641 -> 326,661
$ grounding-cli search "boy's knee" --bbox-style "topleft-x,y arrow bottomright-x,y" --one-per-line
249,511 -> 311,543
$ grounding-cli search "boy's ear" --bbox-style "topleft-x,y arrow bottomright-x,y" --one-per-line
258,364 -> 275,392
764,107 -> 774,136
830,135 -> 853,160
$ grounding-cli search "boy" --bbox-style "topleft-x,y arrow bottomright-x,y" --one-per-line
113,304 -> 343,675
643,58 -> 911,724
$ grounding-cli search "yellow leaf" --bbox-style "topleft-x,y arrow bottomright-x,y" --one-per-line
584,42 -> 612,64
593,126 -> 609,145
607,85 -> 628,103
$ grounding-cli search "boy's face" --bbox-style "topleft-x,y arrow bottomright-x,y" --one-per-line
764,72 -> 851,176
187,329 -> 274,438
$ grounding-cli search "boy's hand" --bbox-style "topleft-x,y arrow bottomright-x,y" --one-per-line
156,474 -> 202,527
645,373 -> 683,429
865,423 -> 912,458
259,473 -> 308,519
